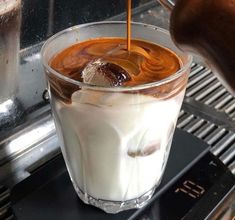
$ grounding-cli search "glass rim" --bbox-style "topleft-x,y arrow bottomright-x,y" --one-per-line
41,21 -> 193,92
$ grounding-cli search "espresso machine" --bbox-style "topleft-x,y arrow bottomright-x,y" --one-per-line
0,0 -> 234,219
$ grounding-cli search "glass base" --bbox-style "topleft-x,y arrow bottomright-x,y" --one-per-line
74,185 -> 156,214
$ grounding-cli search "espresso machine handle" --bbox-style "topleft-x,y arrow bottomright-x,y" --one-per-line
158,0 -> 174,10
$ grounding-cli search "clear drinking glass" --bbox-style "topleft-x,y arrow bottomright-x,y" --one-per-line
0,0 -> 21,127
41,21 -> 192,214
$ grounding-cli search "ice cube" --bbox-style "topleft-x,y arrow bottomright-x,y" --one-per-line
82,59 -> 131,86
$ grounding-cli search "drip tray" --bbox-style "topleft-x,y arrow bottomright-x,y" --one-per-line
11,129 -> 209,220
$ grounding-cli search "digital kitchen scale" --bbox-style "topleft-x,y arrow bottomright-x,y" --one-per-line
10,129 -> 235,220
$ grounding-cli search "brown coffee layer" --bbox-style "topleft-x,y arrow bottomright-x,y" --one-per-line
48,38 -> 187,103
50,38 -> 181,85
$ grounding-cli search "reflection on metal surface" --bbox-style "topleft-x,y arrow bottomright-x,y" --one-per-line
0,98 -> 24,134
0,112 -> 55,165
0,109 -> 60,186
0,100 -> 13,114
23,52 -> 40,63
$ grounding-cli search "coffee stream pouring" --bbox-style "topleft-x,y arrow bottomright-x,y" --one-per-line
159,0 -> 235,95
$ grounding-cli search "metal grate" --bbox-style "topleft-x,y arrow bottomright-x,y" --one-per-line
177,110 -> 235,175
186,64 -> 235,119
0,186 -> 14,220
